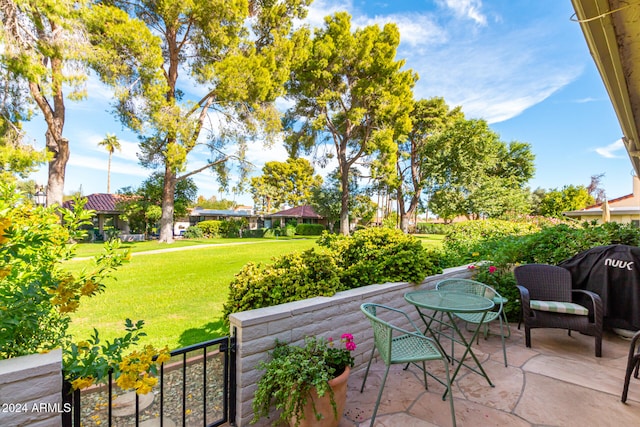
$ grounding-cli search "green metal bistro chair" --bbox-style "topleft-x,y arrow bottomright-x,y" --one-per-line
436,278 -> 509,367
360,303 -> 456,427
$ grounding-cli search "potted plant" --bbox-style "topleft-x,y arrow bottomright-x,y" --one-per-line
251,334 -> 356,427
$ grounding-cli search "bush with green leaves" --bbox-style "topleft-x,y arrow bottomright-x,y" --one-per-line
220,218 -> 247,237
223,249 -> 343,318
296,223 -> 325,236
0,183 -> 169,394
416,222 -> 449,235
317,227 -> 442,288
0,184 -> 126,358
264,227 -> 281,238
243,228 -> 266,238
460,220 -> 640,320
443,219 -> 541,263
470,263 -> 520,321
196,220 -> 222,237
183,225 -> 204,238
284,225 -> 296,237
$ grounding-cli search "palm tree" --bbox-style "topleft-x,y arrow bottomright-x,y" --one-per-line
98,134 -> 121,193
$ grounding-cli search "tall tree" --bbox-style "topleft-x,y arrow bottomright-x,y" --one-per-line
395,97 -> 462,232
0,53 -> 45,183
98,133 -> 121,193
285,12 -> 417,234
587,173 -> 607,204
250,158 -> 322,212
422,118 -> 534,220
1,0 -> 88,205
117,172 -> 197,235
86,0 -> 311,243
538,185 -> 594,218
310,168 -> 370,233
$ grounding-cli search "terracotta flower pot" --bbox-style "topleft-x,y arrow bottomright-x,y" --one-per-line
289,366 -> 350,427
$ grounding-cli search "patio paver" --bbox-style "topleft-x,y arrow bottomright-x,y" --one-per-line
337,324 -> 640,426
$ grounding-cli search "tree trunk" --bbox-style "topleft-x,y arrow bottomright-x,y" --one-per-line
45,132 -> 68,207
158,167 -> 176,243
339,165 -> 350,235
107,153 -> 112,193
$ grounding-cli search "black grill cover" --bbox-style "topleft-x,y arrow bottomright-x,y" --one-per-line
559,244 -> 640,331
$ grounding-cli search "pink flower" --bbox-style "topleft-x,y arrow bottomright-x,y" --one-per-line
345,341 -> 357,351
467,265 -> 476,270
488,266 -> 497,273
341,333 -> 353,341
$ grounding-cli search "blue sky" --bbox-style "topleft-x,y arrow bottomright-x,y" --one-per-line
25,0 -> 635,206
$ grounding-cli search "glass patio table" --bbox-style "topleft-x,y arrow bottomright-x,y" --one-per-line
404,289 -> 495,398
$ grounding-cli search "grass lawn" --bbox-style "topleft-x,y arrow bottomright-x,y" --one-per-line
64,239 -> 318,351
71,237 -> 271,258
415,233 -> 445,249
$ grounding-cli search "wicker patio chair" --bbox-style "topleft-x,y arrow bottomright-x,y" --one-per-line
360,303 -> 456,427
622,330 -> 640,402
436,278 -> 509,367
514,263 -> 603,357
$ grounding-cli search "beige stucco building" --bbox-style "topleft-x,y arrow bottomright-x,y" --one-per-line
564,176 -> 640,225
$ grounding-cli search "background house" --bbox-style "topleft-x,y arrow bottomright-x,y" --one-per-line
564,176 -> 640,225
264,205 -> 326,228
189,206 -> 260,230
63,193 -> 130,240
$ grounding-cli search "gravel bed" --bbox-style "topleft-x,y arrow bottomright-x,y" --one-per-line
75,350 -> 227,426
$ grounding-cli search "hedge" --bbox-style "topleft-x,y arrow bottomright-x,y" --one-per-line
295,223 -> 325,236
223,227 -> 441,318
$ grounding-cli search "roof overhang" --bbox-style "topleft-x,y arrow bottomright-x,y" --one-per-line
571,0 -> 640,176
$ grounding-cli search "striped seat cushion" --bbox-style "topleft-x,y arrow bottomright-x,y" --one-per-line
530,300 -> 589,316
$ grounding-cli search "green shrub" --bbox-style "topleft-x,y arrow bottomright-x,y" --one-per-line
460,220 -> 640,320
317,227 -> 442,288
284,225 -> 296,237
242,228 -> 265,238
443,219 -> 541,261
223,249 -> 342,318
183,225 -> 204,239
416,222 -> 449,235
220,218 -> 248,237
264,227 -> 282,238
471,263 -> 520,322
196,220 -> 222,237
296,223 -> 325,235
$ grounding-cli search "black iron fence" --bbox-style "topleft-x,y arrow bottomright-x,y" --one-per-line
62,335 -> 236,427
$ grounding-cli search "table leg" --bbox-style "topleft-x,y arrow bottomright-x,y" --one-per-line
442,312 -> 494,399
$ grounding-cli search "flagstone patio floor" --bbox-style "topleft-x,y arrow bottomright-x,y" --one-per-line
338,323 -> 640,427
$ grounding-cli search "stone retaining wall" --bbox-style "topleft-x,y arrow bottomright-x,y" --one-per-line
228,265 -> 472,426
0,349 -> 63,427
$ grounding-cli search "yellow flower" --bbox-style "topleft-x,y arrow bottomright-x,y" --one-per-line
80,280 -> 99,296
71,377 -> 95,390
156,348 -> 171,364
0,217 -> 11,244
472,252 -> 480,257
135,375 -> 157,395
0,266 -> 11,280
115,373 -> 137,390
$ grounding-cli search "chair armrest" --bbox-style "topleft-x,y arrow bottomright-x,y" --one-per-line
571,289 -> 603,324
371,304 -> 425,336
516,285 -> 531,317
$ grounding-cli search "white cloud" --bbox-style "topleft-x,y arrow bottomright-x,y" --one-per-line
67,152 -> 148,177
355,13 -> 447,48
305,0 -> 354,29
436,0 -> 487,26
595,139 -> 625,158
404,21 -> 583,123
